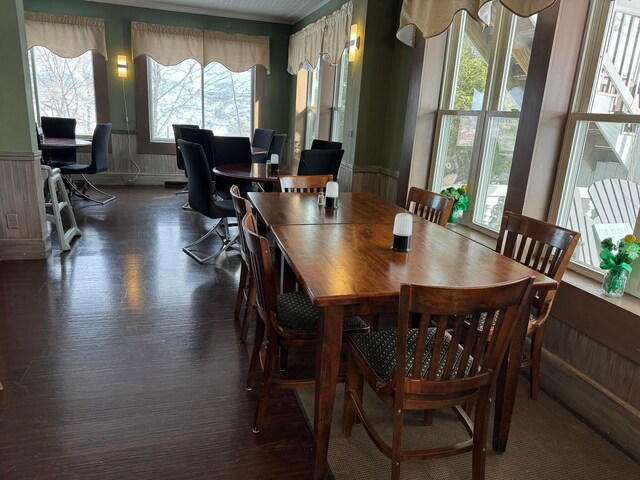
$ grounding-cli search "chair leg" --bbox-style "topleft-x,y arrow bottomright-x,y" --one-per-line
279,345 -> 289,372
253,333 -> 278,433
529,324 -> 546,400
234,262 -> 248,321
182,218 -> 233,264
239,277 -> 256,343
245,319 -> 265,391
472,386 -> 490,480
343,350 -> 360,437
76,174 -> 116,205
391,405 -> 404,480
423,409 -> 434,426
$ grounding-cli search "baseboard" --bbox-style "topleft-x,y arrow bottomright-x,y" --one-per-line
0,235 -> 51,260
78,173 -> 185,186
540,349 -> 640,461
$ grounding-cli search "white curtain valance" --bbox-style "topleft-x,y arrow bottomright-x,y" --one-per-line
287,1 -> 352,74
396,0 -> 557,46
203,30 -> 270,73
25,12 -> 107,59
132,22 -> 270,72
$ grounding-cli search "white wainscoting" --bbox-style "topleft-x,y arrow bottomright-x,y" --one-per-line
344,164 -> 399,203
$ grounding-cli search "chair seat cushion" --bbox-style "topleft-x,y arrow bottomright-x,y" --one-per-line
348,328 -> 472,383
59,162 -> 91,174
277,291 -> 368,332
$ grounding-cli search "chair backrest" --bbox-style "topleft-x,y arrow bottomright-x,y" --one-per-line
89,123 -> 112,174
41,116 -> 77,164
211,136 -> 253,195
268,133 -> 287,160
405,187 -> 454,227
181,128 -> 214,171
252,128 -> 276,150
230,184 -> 253,263
242,212 -> 278,324
278,175 -> 333,193
587,178 -> 640,225
393,277 -> 534,402
178,139 -> 214,218
311,139 -> 342,150
297,149 -> 344,181
172,124 -> 199,171
496,212 -> 580,310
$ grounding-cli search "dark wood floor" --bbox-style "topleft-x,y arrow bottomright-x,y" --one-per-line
0,186 -> 316,479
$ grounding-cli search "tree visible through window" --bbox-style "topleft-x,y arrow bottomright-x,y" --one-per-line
28,46 -> 97,136
148,57 -> 253,141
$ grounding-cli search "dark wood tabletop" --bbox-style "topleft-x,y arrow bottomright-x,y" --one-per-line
213,163 -> 295,183
40,137 -> 92,149
247,192 -> 424,228
270,220 -> 557,479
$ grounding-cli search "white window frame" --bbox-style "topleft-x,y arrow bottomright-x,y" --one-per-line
331,48 -> 349,142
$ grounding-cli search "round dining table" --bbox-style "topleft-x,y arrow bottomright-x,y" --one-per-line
40,136 -> 92,165
213,163 -> 296,189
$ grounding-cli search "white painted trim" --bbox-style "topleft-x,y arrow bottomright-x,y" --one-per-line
0,151 -> 40,162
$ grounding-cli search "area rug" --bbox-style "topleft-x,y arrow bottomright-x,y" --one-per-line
296,377 -> 639,479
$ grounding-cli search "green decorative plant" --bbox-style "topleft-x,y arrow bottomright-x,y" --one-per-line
440,185 -> 469,223
599,234 -> 640,297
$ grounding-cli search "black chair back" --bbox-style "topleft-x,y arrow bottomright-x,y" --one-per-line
252,128 -> 275,151
41,116 -> 77,165
311,139 -> 342,150
88,123 -> 112,174
181,128 -> 214,172
297,149 -> 344,181
178,139 -> 214,218
211,136 -> 252,196
172,124 -> 199,171
268,133 -> 287,160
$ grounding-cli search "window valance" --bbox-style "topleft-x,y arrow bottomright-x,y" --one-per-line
132,22 -> 270,72
24,12 -> 107,59
396,0 -> 557,46
287,1 -> 352,74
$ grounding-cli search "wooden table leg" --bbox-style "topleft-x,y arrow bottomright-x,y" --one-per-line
313,304 -> 343,480
492,301 -> 529,452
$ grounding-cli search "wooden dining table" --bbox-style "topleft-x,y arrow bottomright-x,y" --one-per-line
267,219 -> 557,480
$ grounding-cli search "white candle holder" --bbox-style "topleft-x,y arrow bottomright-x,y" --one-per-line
325,181 -> 339,209
391,213 -> 413,252
269,154 -> 279,174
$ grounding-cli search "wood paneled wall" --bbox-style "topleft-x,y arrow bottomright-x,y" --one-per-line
0,152 -> 50,260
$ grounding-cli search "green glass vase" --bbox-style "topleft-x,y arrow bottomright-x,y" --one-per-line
601,269 -> 628,297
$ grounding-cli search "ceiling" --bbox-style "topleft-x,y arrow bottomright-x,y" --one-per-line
84,0 -> 333,24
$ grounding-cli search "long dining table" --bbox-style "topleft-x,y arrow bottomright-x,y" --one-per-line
247,192 -> 557,480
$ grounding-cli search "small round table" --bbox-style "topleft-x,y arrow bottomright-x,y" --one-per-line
213,163 -> 296,191
40,137 -> 92,165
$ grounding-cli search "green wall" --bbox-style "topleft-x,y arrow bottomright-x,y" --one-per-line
23,0 -> 292,133
1,0 -> 37,153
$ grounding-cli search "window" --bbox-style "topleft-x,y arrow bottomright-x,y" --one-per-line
304,58 -> 321,148
331,48 -> 349,142
147,57 -> 254,142
431,6 -> 536,232
28,46 -> 97,136
555,0 -> 640,273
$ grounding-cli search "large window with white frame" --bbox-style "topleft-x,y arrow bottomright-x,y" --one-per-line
554,0 -> 640,274
331,48 -> 349,142
28,46 -> 97,136
304,58 -> 322,148
431,5 -> 536,232
147,57 -> 254,141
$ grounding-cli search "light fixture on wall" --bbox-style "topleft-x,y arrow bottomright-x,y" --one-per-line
117,55 -> 128,78
348,24 -> 359,62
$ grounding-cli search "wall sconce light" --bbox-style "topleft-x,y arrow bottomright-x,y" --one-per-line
117,55 -> 128,78
348,24 -> 359,62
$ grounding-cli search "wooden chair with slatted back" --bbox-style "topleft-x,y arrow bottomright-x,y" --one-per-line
343,277 -> 535,480
278,175 -> 334,193
242,212 -> 370,433
230,185 -> 256,343
405,187 -> 454,227
496,212 -> 580,399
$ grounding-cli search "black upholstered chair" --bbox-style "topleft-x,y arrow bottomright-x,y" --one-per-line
180,128 -> 214,172
211,136 -> 253,199
242,211 -> 370,433
172,124 -> 199,194
41,116 -> 77,167
251,128 -> 275,163
59,123 -> 115,205
267,133 -> 287,163
311,139 -> 342,150
178,139 -> 237,263
297,148 -> 344,181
